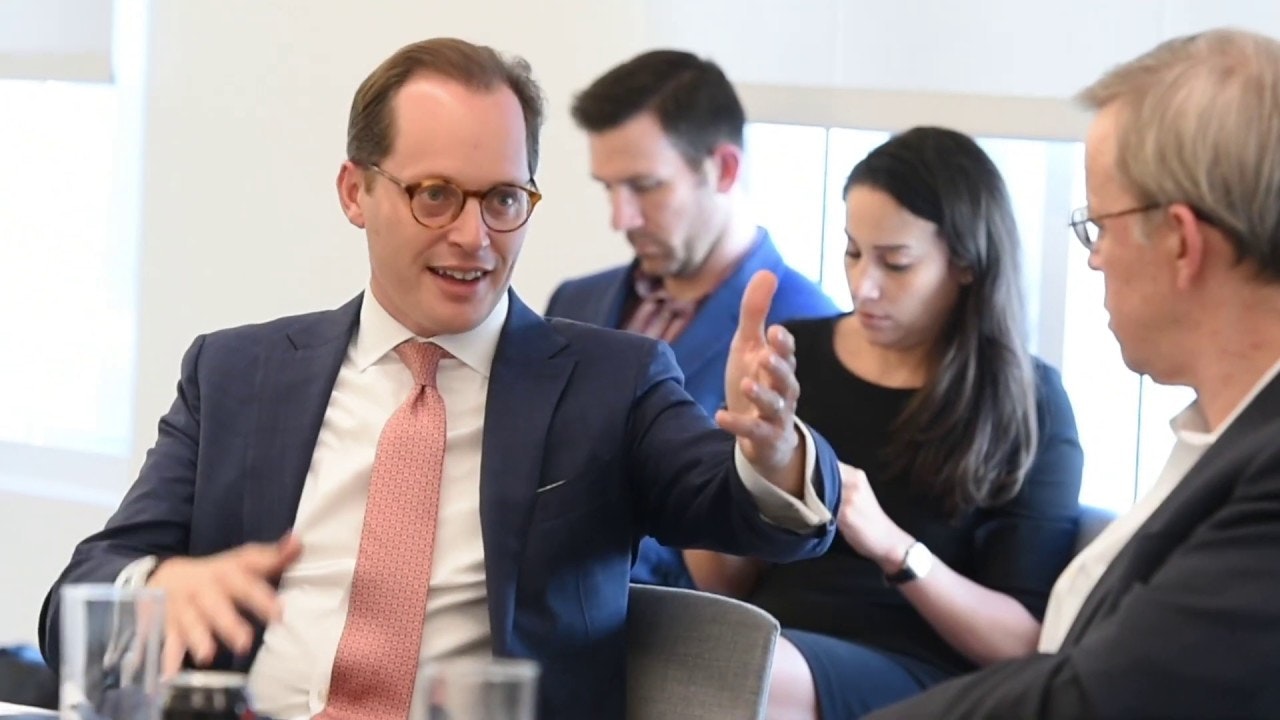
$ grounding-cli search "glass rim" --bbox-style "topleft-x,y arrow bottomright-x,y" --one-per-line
422,657 -> 540,681
60,582 -> 165,602
170,670 -> 249,688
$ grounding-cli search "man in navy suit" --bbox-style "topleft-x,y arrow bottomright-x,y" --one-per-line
38,38 -> 841,720
547,50 -> 837,589
868,28 -> 1280,719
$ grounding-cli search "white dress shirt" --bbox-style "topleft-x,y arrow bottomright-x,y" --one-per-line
228,289 -> 830,718
1038,357 -> 1280,652
247,289 -> 506,717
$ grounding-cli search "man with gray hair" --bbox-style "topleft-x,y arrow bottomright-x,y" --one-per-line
868,27 -> 1280,719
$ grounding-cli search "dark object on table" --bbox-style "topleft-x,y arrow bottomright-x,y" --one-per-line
0,645 -> 57,709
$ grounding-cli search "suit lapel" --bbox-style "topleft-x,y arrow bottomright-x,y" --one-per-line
669,231 -> 780,379
1062,372 -> 1280,645
243,295 -> 361,543
598,266 -> 632,328
480,293 -> 573,654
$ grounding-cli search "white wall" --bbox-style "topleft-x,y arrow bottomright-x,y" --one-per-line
651,0 -> 1280,97
0,0 -> 113,81
6,0 -> 1280,646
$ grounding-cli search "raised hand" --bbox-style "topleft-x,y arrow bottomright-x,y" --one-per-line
147,533 -> 302,675
716,270 -> 803,491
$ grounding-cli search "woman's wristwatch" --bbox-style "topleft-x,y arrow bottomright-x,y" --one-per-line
885,540 -> 934,586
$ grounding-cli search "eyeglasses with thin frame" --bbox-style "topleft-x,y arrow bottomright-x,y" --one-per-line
364,163 -> 542,232
1069,202 -> 1235,253
1068,203 -> 1163,251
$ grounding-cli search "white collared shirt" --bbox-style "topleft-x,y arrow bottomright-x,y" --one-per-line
248,289 -> 508,718
237,288 -> 830,718
1038,357 -> 1280,652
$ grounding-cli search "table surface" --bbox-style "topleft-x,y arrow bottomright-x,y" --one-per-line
0,701 -> 55,717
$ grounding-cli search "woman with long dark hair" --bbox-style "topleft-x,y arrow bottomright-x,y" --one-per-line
686,126 -> 1084,719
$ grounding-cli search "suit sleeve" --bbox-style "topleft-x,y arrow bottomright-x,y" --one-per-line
624,341 -> 840,563
38,336 -> 206,665
869,441 -> 1280,720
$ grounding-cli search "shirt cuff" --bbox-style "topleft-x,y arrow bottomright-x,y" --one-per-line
115,555 -> 159,589
735,420 -> 832,531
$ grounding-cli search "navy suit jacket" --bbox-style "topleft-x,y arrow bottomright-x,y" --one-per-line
40,291 -> 840,720
544,230 -> 838,416
868,371 -> 1280,719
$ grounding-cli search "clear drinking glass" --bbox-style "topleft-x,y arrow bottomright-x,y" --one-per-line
420,657 -> 539,720
59,583 -> 165,720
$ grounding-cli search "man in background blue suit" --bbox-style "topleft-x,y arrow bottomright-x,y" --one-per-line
547,50 -> 837,589
38,38 -> 841,720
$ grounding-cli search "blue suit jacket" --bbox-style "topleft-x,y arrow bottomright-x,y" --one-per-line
545,231 -> 838,416
545,231 -> 838,587
39,292 -> 840,720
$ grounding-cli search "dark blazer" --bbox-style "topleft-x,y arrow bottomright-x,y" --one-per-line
868,371 -> 1280,720
546,231 -> 837,588
544,230 -> 837,416
39,292 -> 841,720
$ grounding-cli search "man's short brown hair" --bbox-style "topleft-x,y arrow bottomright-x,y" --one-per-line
570,49 -> 745,168
346,37 -> 545,179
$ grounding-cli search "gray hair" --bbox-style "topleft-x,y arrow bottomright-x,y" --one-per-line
1078,27 -> 1280,281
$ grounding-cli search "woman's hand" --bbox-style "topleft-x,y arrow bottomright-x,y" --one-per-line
836,463 -> 915,572
837,463 -> 1043,665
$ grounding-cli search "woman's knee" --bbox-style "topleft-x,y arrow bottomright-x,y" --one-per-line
766,636 -> 821,720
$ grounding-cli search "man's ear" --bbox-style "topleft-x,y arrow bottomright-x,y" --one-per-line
336,160 -> 369,229
708,143 -> 743,193
1168,203 -> 1206,291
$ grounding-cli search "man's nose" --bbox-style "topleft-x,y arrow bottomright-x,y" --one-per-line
609,189 -> 642,232
1087,244 -> 1103,272
449,197 -> 491,251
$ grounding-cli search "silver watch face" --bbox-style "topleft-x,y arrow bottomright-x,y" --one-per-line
904,542 -> 934,579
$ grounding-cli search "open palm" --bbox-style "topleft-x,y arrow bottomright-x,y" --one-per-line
715,270 -> 801,480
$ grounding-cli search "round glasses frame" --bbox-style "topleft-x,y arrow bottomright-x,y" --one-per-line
365,163 -> 542,232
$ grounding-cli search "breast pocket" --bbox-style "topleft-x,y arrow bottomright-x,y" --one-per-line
528,465 -> 625,528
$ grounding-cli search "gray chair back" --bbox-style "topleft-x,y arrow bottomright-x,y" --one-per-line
1075,504 -> 1117,555
626,584 -> 780,720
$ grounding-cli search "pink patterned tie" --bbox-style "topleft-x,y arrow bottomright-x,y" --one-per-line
320,341 -> 448,720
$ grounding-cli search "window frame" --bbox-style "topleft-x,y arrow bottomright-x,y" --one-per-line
734,84 -> 1181,512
